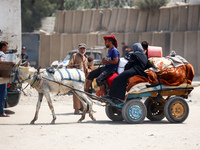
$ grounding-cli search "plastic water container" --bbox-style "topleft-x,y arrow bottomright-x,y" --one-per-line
148,46 -> 162,58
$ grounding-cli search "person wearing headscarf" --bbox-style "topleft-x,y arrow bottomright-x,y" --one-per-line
103,43 -> 149,100
68,43 -> 89,115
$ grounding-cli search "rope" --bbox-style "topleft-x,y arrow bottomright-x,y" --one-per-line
42,76 -> 116,106
21,83 -> 29,91
62,62 -> 103,68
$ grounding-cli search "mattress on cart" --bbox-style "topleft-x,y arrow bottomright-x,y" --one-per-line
126,63 -> 195,93
127,82 -> 200,95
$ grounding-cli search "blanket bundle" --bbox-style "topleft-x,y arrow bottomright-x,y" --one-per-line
126,56 -> 195,92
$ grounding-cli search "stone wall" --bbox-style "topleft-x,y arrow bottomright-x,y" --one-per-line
39,4 -> 200,75
0,0 -> 21,62
39,31 -> 200,75
54,4 -> 200,34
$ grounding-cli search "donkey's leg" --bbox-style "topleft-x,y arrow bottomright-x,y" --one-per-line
81,93 -> 96,121
74,92 -> 87,123
73,82 -> 95,122
44,92 -> 56,124
76,91 -> 96,122
78,100 -> 87,123
30,93 -> 43,124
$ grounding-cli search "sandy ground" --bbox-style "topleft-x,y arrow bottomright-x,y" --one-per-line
0,83 -> 200,150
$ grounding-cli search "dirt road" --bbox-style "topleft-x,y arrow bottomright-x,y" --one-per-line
0,83 -> 200,150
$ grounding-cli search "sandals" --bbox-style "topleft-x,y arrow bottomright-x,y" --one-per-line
74,110 -> 83,115
0,113 -> 10,117
74,109 -> 96,115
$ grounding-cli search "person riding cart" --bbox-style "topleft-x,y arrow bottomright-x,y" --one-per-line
102,43 -> 152,101
85,35 -> 120,95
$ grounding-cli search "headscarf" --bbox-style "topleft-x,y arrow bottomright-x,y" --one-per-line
132,43 -> 148,68
133,43 -> 144,54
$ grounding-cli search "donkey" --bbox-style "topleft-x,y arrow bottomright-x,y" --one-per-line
16,66 -> 95,124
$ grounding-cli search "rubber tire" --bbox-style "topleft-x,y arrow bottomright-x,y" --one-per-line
122,100 -> 147,124
144,98 -> 165,121
164,96 -> 189,123
105,106 -> 124,121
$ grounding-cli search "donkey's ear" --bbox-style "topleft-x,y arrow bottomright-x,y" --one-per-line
17,60 -> 22,67
13,60 -> 22,72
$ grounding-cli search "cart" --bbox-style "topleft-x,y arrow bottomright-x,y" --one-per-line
43,76 -> 198,124
0,61 -> 15,84
102,83 -> 198,124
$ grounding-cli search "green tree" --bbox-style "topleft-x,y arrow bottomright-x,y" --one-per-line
133,0 -> 169,10
22,0 -> 135,32
64,0 -> 134,10
22,0 -> 62,32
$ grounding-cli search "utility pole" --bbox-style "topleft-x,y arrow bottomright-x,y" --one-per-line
96,0 -> 99,9
108,0 -> 110,8
62,0 -> 64,10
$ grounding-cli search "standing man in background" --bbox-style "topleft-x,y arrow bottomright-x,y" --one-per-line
121,42 -> 129,57
21,46 -> 28,66
141,41 -> 149,57
0,41 -> 9,117
68,43 -> 89,115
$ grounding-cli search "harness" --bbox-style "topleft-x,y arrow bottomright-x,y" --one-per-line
11,69 -> 21,84
30,72 -> 43,88
56,68 -> 85,83
12,67 -> 84,95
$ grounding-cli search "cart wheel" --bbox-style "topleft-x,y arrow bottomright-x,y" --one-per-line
144,98 -> 165,121
105,106 -> 124,121
122,100 -> 147,124
164,96 -> 189,123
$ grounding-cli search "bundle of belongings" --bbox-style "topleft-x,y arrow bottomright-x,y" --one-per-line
126,53 -> 195,93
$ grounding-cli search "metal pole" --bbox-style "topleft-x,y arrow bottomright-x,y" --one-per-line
62,0 -> 64,10
96,0 -> 99,9
108,0 -> 110,8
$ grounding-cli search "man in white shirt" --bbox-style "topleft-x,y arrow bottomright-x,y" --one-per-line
0,41 -> 9,117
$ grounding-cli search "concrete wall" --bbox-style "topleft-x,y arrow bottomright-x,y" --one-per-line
158,7 -> 170,31
50,34 -> 61,64
39,31 -> 200,75
187,4 -> 200,31
39,34 -> 51,67
40,4 -> 200,75
0,0 -> 21,62
54,4 -> 200,34
40,17 -> 55,33
54,10 -> 65,33
64,11 -> 73,34
125,9 -> 139,32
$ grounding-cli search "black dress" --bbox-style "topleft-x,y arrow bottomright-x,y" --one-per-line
109,43 -> 150,100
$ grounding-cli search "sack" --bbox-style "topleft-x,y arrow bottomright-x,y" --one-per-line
117,58 -> 128,74
148,57 -> 172,72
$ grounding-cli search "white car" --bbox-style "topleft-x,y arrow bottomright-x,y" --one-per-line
51,47 -> 105,68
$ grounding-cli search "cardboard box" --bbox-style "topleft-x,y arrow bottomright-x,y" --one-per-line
0,61 -> 15,77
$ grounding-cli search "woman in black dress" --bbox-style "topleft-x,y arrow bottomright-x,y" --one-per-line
103,43 -> 150,101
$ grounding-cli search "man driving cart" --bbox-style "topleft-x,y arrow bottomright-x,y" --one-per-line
85,35 -> 120,95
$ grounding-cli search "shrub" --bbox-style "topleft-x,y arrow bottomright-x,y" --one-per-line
133,0 -> 170,10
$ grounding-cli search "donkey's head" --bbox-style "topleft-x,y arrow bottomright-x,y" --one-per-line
18,66 -> 37,81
